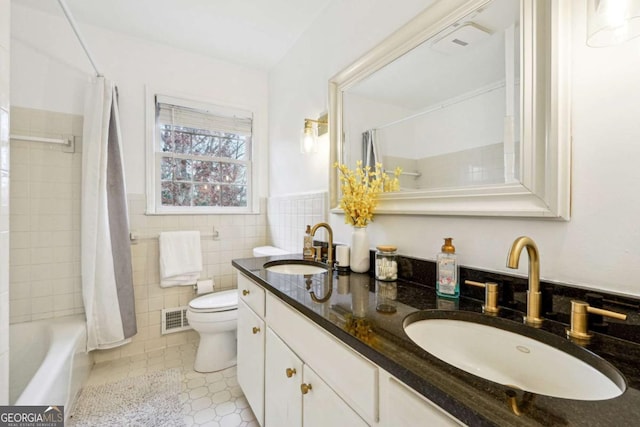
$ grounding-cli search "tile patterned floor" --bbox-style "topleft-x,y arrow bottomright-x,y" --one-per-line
84,342 -> 257,427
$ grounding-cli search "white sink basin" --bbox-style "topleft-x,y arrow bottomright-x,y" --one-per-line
404,311 -> 626,401
264,260 -> 328,275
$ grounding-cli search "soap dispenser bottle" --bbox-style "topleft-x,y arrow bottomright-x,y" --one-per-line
303,225 -> 314,259
436,237 -> 459,298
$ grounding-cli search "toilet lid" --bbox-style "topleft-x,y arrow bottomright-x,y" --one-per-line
189,290 -> 238,312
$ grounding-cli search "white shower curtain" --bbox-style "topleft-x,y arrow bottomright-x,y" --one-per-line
81,77 -> 137,351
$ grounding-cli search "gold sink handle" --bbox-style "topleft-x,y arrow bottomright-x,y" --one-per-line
465,280 -> 500,315
566,300 -> 627,343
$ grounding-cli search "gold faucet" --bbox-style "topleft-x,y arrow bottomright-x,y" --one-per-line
507,236 -> 543,327
310,222 -> 334,269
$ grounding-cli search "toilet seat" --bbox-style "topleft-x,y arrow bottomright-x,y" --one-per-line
188,290 -> 238,313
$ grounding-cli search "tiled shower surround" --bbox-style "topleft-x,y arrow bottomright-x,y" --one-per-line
9,106 -> 84,323
383,142 -> 520,191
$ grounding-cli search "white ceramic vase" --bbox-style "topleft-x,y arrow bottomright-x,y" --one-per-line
350,226 -> 370,273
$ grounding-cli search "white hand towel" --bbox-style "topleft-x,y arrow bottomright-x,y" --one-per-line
159,231 -> 203,287
160,273 -> 200,288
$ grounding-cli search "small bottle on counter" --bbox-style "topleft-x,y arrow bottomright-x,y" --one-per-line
375,245 -> 398,281
436,237 -> 459,298
303,225 -> 313,259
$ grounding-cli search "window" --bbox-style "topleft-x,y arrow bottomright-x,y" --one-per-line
146,94 -> 254,214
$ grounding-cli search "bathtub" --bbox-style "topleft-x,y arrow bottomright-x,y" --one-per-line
9,315 -> 91,418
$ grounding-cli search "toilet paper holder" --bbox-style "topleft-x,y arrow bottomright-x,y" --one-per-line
192,278 -> 215,294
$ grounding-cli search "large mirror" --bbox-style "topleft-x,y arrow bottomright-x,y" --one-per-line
329,0 -> 571,219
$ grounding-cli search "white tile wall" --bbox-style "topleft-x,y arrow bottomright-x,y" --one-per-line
91,194 -> 268,363
8,106 -> 269,364
9,107 -> 83,323
267,191 -> 329,253
0,0 -> 10,405
384,142 -> 519,190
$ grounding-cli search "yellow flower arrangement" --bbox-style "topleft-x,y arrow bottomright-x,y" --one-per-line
334,161 -> 401,227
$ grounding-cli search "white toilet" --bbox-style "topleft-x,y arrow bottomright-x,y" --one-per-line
187,289 -> 238,373
187,246 -> 289,372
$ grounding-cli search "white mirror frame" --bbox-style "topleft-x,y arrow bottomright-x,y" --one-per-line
329,0 -> 571,219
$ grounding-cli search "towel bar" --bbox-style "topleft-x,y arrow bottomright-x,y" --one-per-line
129,227 -> 219,242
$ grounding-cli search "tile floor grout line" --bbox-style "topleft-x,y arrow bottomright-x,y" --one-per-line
81,342 -> 257,427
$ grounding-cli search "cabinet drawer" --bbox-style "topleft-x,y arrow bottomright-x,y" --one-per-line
266,292 -> 378,424
238,273 -> 266,317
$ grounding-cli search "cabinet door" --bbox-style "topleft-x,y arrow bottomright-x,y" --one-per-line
302,365 -> 368,427
237,299 -> 265,426
380,374 -> 464,427
267,293 -> 378,424
265,328 -> 303,427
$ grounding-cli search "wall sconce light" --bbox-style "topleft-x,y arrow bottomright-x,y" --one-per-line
587,0 -> 640,47
301,114 -> 328,154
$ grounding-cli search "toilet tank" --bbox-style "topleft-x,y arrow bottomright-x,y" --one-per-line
253,246 -> 291,257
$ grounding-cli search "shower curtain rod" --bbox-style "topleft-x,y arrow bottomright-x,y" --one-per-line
56,0 -> 103,77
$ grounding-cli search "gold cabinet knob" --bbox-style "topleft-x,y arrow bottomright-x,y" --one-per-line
300,383 -> 312,394
567,300 -> 627,343
286,368 -> 297,378
252,326 -> 260,334
242,289 -> 250,296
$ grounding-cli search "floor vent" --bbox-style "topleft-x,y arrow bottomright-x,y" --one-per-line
161,306 -> 192,334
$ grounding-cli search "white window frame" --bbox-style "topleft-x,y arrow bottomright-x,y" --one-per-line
145,87 -> 258,215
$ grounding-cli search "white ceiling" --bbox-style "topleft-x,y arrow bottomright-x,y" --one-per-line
16,0 -> 333,70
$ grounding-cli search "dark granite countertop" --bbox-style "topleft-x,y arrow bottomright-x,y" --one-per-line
232,255 -> 640,426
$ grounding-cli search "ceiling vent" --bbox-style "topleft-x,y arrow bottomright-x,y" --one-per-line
431,23 -> 492,54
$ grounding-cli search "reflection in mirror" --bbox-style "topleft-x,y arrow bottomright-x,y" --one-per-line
346,0 -> 520,191
330,0 -> 571,219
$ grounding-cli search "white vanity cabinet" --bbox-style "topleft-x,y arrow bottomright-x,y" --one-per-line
266,292 -> 376,426
237,274 -> 266,426
264,327 -> 368,427
236,271 -> 465,427
379,373 -> 465,427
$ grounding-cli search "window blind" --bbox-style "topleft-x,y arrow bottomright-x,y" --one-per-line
156,96 -> 253,137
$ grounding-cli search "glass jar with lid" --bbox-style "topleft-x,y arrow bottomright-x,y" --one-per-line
375,245 -> 398,281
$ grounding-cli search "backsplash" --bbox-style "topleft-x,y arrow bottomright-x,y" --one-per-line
385,252 -> 640,344
267,191 -> 328,253
9,107 -> 84,323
